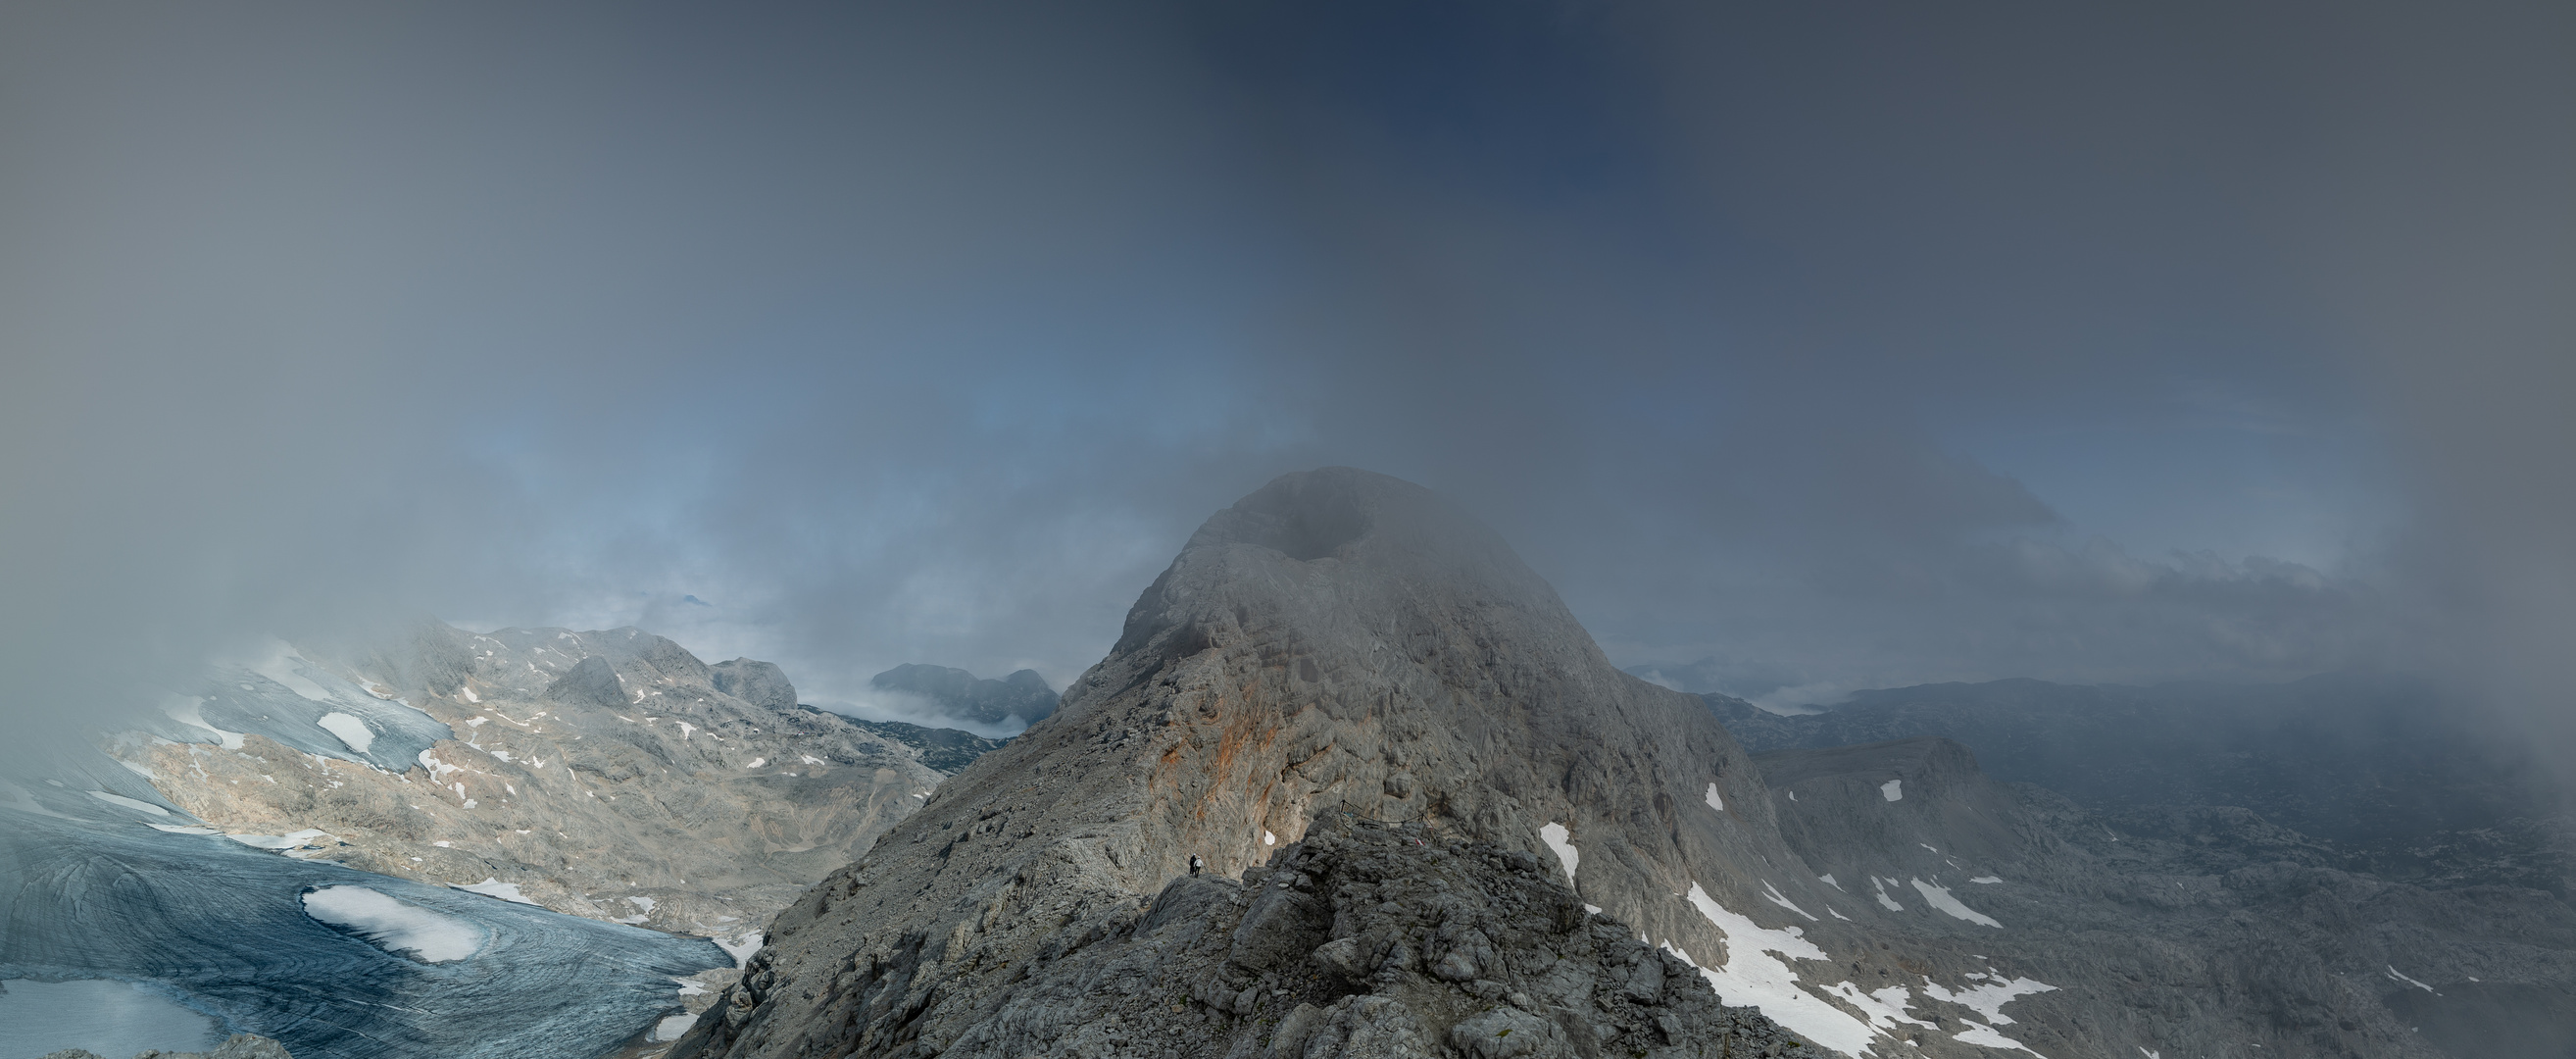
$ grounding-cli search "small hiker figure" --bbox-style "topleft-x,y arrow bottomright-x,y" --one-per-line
1189,854 -> 1204,877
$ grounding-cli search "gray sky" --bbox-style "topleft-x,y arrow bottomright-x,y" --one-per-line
2,3 -> 2567,739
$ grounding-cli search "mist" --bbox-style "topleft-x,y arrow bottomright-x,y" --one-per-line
2,2 -> 2566,759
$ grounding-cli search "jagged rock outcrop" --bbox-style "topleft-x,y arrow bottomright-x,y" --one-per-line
869,664 -> 1060,727
822,816 -> 1820,1059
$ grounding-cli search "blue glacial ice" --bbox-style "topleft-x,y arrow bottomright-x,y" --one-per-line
1,798 -> 727,1059
1,652 -> 731,1059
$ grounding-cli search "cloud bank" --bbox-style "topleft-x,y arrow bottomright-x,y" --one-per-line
0,2 -> 2565,761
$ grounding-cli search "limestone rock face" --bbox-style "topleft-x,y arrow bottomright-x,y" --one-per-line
674,469 -> 1858,1058
110,623 -> 944,944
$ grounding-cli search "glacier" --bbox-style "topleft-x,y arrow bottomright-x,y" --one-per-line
1,657 -> 728,1059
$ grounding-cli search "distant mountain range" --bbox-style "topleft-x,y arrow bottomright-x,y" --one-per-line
1694,674 -> 2570,895
867,663 -> 1059,728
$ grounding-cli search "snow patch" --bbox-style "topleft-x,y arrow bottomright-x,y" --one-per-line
163,695 -> 244,749
1705,782 -> 1724,812
1814,980 -> 1937,1040
1920,973 -> 2057,1025
1674,882 -> 1880,1056
227,829 -> 326,849
1819,874 -> 1842,891
1969,876 -> 2003,884
1870,877 -> 1905,911
456,878 -> 538,905
716,933 -> 765,967
2386,966 -> 2435,992
650,1014 -> 700,1042
1538,823 -> 1581,888
1910,879 -> 2002,928
317,713 -> 373,754
302,885 -> 483,963
88,790 -> 169,816
1761,881 -> 1818,922
1263,830 -> 1276,846
251,642 -> 339,703
1881,780 -> 1903,802
1952,1019 -> 2050,1057
746,757 -> 767,769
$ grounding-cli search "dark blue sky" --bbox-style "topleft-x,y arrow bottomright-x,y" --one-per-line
1,2 -> 2567,732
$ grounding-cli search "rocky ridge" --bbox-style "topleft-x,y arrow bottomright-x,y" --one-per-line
732,814 -> 1821,1059
673,470 -> 2073,1059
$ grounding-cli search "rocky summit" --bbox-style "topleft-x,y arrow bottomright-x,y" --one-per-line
669,467 -> 2576,1059
672,469 -> 2006,1058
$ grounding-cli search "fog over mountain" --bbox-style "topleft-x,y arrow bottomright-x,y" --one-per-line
2,2 -> 2568,764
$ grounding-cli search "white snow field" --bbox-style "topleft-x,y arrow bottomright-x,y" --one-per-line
1911,878 -> 2004,928
302,885 -> 486,963
1538,822 -> 1580,885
